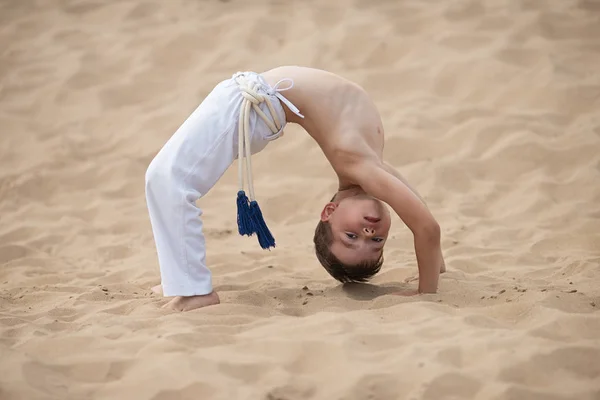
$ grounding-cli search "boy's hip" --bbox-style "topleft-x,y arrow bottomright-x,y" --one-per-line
214,71 -> 288,156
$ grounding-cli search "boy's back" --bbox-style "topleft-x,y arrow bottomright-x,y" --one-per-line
261,66 -> 385,166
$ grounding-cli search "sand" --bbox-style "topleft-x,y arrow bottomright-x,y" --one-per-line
1,0 -> 600,399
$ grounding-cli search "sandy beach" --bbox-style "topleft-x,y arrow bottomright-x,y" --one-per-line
1,0 -> 600,399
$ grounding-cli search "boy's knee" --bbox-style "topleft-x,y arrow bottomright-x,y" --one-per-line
145,161 -> 160,194
145,157 -> 173,202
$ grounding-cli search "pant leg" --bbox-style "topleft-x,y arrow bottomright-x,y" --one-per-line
145,80 -> 239,297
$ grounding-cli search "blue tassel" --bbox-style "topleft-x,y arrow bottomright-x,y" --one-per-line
249,200 -> 276,249
236,191 -> 253,236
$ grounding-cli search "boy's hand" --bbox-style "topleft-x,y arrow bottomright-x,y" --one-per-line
404,259 -> 446,286
393,288 -> 420,296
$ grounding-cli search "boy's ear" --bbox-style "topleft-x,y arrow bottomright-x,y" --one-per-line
320,203 -> 337,222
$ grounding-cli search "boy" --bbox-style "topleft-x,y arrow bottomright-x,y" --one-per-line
145,66 -> 446,312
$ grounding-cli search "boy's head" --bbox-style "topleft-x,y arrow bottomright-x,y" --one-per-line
313,191 -> 391,283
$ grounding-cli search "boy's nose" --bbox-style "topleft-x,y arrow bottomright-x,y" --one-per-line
363,227 -> 375,236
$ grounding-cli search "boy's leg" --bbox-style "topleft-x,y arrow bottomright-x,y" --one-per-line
145,81 -> 238,309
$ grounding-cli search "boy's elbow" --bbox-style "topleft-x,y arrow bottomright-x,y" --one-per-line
416,220 -> 441,243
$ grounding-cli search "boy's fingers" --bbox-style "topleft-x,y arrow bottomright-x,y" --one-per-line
393,289 -> 420,297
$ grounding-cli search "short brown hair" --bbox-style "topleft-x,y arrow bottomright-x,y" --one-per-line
313,219 -> 384,283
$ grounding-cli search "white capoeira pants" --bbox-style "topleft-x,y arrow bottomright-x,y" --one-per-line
145,71 -> 301,297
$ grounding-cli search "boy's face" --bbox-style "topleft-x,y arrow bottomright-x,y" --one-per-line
320,194 -> 392,265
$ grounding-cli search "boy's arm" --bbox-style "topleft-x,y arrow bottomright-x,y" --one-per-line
383,162 -> 446,274
383,162 -> 427,204
347,159 -> 443,293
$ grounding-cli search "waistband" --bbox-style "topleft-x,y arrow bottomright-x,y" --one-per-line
232,71 -> 304,120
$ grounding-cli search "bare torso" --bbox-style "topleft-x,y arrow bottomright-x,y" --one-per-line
261,66 -> 385,187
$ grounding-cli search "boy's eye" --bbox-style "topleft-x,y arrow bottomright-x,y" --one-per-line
345,233 -> 358,239
372,238 -> 384,243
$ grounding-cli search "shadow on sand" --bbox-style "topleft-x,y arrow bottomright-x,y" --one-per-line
340,282 -> 407,301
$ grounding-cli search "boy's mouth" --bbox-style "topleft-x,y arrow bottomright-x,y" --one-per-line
364,216 -> 381,223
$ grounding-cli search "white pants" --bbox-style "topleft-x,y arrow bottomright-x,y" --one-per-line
145,72 -> 287,297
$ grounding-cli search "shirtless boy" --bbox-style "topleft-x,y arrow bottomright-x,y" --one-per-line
145,66 -> 446,312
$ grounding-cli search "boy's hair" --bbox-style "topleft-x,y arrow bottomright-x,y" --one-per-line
313,195 -> 384,283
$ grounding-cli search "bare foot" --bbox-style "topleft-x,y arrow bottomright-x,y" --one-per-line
151,284 -> 163,295
163,292 -> 220,312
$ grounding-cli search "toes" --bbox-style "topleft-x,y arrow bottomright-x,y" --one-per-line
162,299 -> 183,312
151,284 -> 163,295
